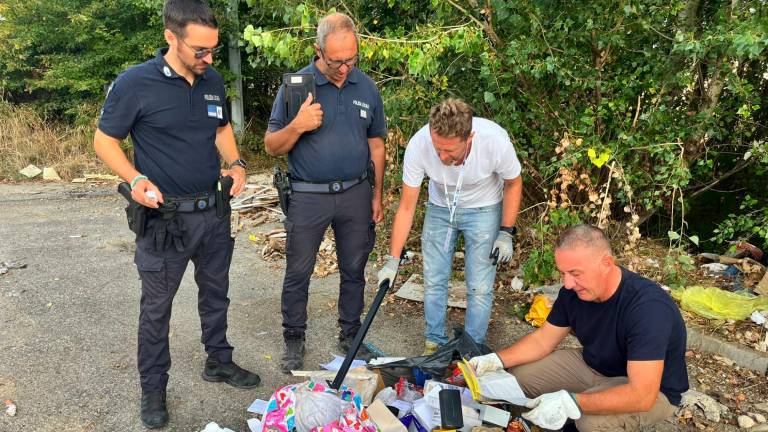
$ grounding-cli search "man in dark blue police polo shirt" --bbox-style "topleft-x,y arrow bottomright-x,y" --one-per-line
469,225 -> 689,432
93,0 -> 260,428
265,12 -> 387,373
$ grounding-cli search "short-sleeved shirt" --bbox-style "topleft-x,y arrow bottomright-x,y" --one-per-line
402,118 -> 521,208
267,61 -> 386,183
98,48 -> 228,197
547,267 -> 689,405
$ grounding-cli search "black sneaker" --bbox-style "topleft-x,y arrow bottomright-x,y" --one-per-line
337,332 -> 374,362
201,358 -> 261,389
140,390 -> 169,429
280,334 -> 306,374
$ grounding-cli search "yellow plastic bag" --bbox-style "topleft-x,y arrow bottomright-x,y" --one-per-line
672,286 -> 768,320
525,294 -> 553,327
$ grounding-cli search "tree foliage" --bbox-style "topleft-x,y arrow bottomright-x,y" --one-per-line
242,0 -> 768,250
0,0 -> 166,119
0,0 -> 766,251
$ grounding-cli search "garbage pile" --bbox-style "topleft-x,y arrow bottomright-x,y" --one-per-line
242,332 -> 540,432
696,241 -> 768,296
238,176 -> 340,278
671,241 -> 768,352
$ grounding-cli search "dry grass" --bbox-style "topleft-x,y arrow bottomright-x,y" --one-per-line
0,101 -> 104,180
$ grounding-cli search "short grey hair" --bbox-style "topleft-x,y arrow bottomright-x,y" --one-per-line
555,224 -> 614,256
316,13 -> 357,51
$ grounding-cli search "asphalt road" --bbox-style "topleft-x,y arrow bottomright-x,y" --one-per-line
0,183 -> 531,432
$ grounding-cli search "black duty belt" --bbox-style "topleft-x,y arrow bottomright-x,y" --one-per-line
165,194 -> 216,212
291,171 -> 367,194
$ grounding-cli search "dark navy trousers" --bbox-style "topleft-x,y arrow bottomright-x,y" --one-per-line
281,182 -> 375,339
134,208 -> 234,393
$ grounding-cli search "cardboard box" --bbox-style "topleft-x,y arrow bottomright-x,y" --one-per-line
368,400 -> 407,432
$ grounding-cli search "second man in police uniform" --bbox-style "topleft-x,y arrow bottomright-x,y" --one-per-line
265,13 -> 387,373
94,0 -> 260,428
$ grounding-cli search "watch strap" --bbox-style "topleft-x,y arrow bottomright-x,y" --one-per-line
500,226 -> 517,235
229,158 -> 247,170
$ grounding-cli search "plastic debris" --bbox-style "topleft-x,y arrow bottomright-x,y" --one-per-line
321,354 -> 366,372
672,286 -> 768,320
701,263 -> 729,274
263,380 -> 375,432
200,422 -> 235,432
4,399 -> 16,416
247,398 -> 269,415
510,276 -> 524,291
363,341 -> 387,358
19,164 -> 42,178
248,417 -> 263,432
524,294 -> 552,327
370,330 -> 490,377
751,311 -> 767,326
531,283 -> 561,303
678,390 -> 728,423
0,260 -> 27,276
290,367 -> 380,406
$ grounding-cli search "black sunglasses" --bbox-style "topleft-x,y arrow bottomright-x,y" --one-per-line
179,37 -> 222,59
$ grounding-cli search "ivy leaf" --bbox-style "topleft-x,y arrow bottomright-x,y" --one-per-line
667,231 -> 680,241
587,148 -> 611,168
484,91 -> 496,103
689,235 -> 699,246
407,49 -> 425,75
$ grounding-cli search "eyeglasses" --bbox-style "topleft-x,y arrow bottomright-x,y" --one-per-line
321,51 -> 358,70
178,36 -> 222,59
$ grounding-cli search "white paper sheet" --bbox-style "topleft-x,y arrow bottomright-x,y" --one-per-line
247,399 -> 269,415
321,354 -> 367,371
478,370 -> 531,405
368,357 -> 407,366
248,418 -> 263,432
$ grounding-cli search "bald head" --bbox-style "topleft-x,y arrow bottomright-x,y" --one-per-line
316,13 -> 357,51
555,224 -> 613,257
554,224 -> 620,302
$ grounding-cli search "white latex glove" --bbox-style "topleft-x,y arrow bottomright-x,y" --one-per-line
377,255 -> 400,287
522,389 -> 582,430
490,231 -> 514,264
468,353 -> 504,376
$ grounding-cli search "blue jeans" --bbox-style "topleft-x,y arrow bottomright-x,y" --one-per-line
421,202 -> 501,345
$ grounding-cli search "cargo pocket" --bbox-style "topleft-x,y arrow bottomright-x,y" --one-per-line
134,246 -> 165,272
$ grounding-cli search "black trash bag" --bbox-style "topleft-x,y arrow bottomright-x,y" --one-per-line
369,328 -> 491,378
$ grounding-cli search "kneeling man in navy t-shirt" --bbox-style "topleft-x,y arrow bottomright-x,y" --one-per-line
469,224 -> 688,431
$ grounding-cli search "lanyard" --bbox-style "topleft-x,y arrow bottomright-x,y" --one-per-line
442,164 -> 465,224
441,163 -> 465,252
439,139 -> 471,252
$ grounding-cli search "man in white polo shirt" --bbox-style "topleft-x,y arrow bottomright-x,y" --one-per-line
378,98 -> 523,354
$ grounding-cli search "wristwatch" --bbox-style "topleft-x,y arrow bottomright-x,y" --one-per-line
500,225 -> 517,235
229,158 -> 247,170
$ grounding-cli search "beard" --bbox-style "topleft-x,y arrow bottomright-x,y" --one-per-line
176,46 -> 208,76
